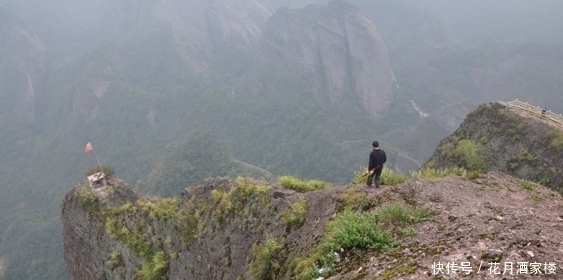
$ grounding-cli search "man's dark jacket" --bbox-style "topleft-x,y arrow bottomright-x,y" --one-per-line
369,148 -> 387,173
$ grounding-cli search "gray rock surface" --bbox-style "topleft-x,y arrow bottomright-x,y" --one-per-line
253,1 -> 393,120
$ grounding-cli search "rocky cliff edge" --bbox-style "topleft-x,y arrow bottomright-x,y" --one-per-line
62,171 -> 563,280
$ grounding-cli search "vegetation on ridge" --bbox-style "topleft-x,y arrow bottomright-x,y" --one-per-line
279,175 -> 332,192
85,165 -> 116,178
292,203 -> 433,279
351,166 -> 469,185
352,167 -> 407,185
249,238 -> 287,280
427,103 -> 563,190
280,198 -> 308,229
543,129 -> 563,151
69,181 -> 202,280
438,138 -> 487,176
411,166 -> 467,180
70,175 -> 316,280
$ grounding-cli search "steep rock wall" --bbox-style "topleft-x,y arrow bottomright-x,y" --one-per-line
253,1 -> 393,120
62,177 -> 340,280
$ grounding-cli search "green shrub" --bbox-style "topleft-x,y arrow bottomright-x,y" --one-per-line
107,250 -> 124,270
455,139 -> 486,172
539,176 -> 550,186
279,175 -> 331,192
380,168 -> 407,185
438,142 -> 456,157
104,218 -> 119,237
323,210 -> 394,252
171,252 -> 179,261
147,198 -> 179,221
507,147 -> 537,172
466,170 -> 481,180
293,203 -> 432,279
249,238 -> 286,280
294,210 -> 393,280
208,178 -> 271,222
339,187 -> 367,211
85,165 -> 115,178
135,251 -> 168,280
372,203 -> 433,226
76,184 -> 101,214
437,138 -> 487,177
544,129 -> 563,151
280,199 -> 308,229
411,167 -> 467,179
517,179 -> 535,191
515,147 -> 536,162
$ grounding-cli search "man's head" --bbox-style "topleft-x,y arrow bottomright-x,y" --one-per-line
372,141 -> 379,148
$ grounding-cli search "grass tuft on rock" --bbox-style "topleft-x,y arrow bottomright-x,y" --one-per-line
279,175 -> 331,192
280,199 -> 308,229
411,167 -> 467,179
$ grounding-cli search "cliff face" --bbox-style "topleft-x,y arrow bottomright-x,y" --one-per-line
62,177 -> 341,280
150,0 -> 271,74
253,1 -> 393,120
426,102 -> 563,191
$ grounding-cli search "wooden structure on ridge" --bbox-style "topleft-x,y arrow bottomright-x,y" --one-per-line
505,99 -> 563,131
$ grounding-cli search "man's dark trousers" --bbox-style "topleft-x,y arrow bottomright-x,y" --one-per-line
367,168 -> 382,187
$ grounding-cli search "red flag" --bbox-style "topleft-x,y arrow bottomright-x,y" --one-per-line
84,142 -> 93,153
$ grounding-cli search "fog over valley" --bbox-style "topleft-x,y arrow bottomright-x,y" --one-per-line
1,0 -> 562,279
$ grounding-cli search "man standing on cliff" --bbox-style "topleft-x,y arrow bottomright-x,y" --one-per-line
367,141 -> 386,188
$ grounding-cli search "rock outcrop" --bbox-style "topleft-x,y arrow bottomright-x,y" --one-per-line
427,102 -> 563,191
63,170 -> 563,279
62,177 -> 341,280
252,1 -> 393,120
